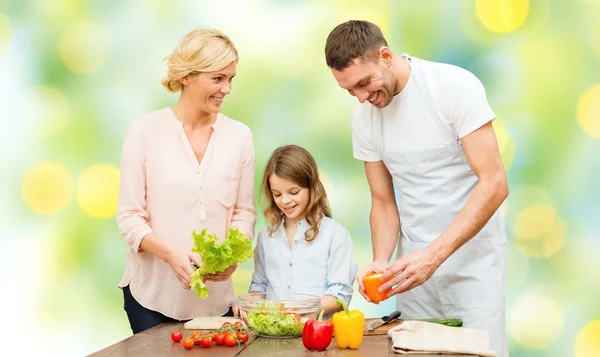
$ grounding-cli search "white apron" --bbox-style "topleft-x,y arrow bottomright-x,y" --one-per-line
374,54 -> 508,357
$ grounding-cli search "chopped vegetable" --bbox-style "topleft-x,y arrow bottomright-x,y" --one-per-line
246,303 -> 305,337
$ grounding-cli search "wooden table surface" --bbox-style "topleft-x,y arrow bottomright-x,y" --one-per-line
89,321 -> 474,356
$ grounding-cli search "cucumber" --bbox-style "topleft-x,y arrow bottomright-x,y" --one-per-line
410,318 -> 463,327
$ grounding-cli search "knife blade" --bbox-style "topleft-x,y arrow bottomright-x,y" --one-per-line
367,310 -> 402,331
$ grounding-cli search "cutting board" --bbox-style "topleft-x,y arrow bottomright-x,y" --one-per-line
184,316 -> 242,330
363,318 -> 402,335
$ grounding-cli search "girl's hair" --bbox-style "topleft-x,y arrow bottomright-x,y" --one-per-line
161,29 -> 238,92
262,145 -> 332,242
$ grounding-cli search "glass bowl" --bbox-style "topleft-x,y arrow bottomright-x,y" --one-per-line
237,292 -> 321,338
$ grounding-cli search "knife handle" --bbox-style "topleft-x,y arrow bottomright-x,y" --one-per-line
383,311 -> 402,322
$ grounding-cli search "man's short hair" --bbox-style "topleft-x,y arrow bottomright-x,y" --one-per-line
325,20 -> 388,71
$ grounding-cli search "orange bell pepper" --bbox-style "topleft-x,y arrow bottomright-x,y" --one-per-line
363,272 -> 391,303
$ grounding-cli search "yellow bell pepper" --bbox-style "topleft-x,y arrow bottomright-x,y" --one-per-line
331,299 -> 365,349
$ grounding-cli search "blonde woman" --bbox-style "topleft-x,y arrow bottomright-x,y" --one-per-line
248,145 -> 358,316
116,29 -> 256,334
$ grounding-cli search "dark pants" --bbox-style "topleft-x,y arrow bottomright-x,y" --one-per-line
123,285 -> 234,334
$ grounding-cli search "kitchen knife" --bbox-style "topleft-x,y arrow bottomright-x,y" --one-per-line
367,310 -> 402,331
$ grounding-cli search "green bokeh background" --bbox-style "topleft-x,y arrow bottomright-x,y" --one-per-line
2,0 -> 600,356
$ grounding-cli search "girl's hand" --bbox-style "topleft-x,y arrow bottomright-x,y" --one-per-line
204,264 -> 238,282
165,250 -> 202,289
232,301 -> 239,317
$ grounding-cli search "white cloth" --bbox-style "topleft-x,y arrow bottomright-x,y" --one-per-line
388,321 -> 496,356
249,216 -> 358,306
352,54 -> 508,357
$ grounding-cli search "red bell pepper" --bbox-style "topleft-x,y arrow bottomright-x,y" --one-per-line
302,309 -> 333,351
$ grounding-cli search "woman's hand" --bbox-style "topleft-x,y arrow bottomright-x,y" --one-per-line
165,250 -> 202,289
204,264 -> 238,282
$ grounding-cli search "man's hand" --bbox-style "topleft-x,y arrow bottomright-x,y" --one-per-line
357,259 -> 389,303
204,264 -> 238,282
379,247 -> 445,297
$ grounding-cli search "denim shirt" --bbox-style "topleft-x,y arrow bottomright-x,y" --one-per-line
249,216 -> 358,305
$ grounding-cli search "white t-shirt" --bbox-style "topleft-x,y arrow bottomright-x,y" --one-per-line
352,56 -> 496,161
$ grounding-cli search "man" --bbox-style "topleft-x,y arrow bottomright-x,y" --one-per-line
325,20 -> 509,356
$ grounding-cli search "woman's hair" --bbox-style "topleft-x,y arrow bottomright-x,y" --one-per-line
262,145 -> 331,242
161,29 -> 238,92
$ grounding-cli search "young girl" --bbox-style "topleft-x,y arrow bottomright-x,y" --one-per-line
249,144 -> 358,315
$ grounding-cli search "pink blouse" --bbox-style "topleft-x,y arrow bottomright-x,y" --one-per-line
116,107 -> 256,320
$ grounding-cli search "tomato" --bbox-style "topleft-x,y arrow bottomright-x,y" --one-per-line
191,331 -> 201,339
222,322 -> 232,326
170,330 -> 182,342
199,336 -> 213,348
213,333 -> 225,345
182,338 -> 194,350
237,332 -> 249,343
234,321 -> 243,326
224,334 -> 237,347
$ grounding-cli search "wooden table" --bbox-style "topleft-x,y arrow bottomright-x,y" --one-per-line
89,321 -> 473,356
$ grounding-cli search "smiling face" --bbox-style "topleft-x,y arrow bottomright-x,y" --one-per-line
268,174 -> 310,224
331,49 -> 398,108
181,60 -> 237,114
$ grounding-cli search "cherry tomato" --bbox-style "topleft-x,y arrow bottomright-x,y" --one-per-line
234,321 -> 243,326
213,333 -> 225,345
222,322 -> 232,326
170,330 -> 182,342
224,334 -> 237,347
182,338 -> 194,350
199,336 -> 213,348
191,331 -> 201,339
237,332 -> 249,343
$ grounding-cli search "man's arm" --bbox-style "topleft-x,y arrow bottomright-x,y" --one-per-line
356,160 -> 400,302
366,161 -> 400,262
380,121 -> 508,295
433,121 -> 508,258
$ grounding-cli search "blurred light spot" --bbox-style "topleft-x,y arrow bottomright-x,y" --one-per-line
577,85 -> 600,139
472,53 -> 522,107
509,186 -> 555,208
493,117 -> 516,170
338,1 -> 390,40
506,243 -> 529,293
576,320 -> 600,357
514,204 -> 556,239
22,162 -> 72,215
0,12 -> 12,52
319,171 -> 336,205
77,164 -> 120,218
23,86 -> 69,138
59,21 -> 110,74
510,294 -> 563,349
591,20 -> 600,60
514,204 -> 565,258
476,0 -> 529,34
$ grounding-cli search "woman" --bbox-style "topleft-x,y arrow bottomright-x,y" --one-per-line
116,29 -> 256,334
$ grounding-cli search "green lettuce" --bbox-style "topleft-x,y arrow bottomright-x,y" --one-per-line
247,311 -> 304,337
189,228 -> 253,298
